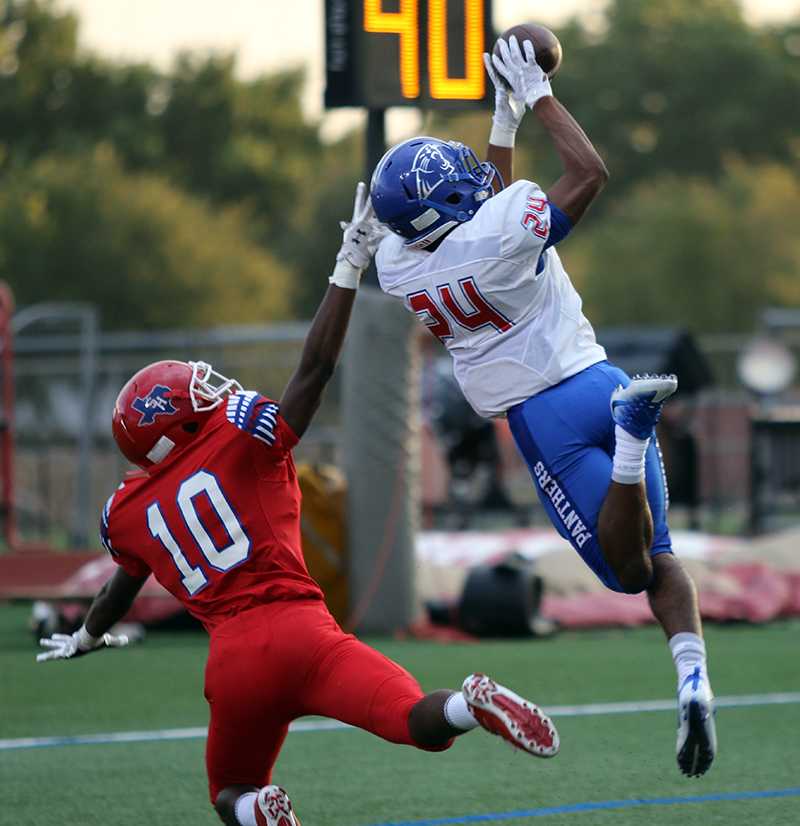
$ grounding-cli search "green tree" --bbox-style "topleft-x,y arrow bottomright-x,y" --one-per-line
0,147 -> 292,329
0,0 -> 333,318
529,0 -> 800,200
0,1 -> 162,167
564,161 -> 800,333
158,56 -> 323,248
437,0 -> 800,210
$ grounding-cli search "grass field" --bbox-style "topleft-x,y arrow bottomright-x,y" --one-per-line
2,602 -> 800,826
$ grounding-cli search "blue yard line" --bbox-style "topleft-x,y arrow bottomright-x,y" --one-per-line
2,691 -> 799,752
366,788 -> 800,826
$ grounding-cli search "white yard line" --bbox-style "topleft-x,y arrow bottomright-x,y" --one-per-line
2,691 -> 799,752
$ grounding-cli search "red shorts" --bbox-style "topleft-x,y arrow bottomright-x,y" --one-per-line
204,599 -> 438,803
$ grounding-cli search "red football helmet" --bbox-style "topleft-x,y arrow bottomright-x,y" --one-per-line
112,360 -> 242,469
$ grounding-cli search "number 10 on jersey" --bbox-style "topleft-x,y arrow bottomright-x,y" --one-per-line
147,470 -> 250,595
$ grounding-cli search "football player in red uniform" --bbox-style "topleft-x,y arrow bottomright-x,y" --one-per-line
37,184 -> 559,826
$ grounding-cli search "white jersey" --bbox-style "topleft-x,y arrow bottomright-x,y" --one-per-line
376,180 -> 606,418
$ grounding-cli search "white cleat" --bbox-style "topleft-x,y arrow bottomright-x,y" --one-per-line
462,673 -> 559,758
254,785 -> 302,826
610,374 -> 678,440
676,668 -> 717,777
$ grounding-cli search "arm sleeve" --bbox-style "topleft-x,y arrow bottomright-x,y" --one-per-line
544,203 -> 572,249
224,390 -> 299,454
100,491 -> 151,579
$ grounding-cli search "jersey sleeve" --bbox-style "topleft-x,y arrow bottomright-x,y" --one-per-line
224,390 -> 299,453
488,180 -> 557,263
100,490 -> 151,579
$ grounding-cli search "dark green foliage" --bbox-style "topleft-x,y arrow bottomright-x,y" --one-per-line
0,0 -> 318,326
1,0 -> 799,329
0,147 -> 292,328
524,0 -> 800,201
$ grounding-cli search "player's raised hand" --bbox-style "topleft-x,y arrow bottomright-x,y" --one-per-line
484,50 -> 525,142
330,181 -> 387,289
492,35 -> 552,111
338,181 -> 386,269
37,628 -> 130,663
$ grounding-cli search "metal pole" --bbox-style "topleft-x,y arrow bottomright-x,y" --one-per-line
361,108 -> 387,290
365,107 -> 386,184
342,288 -> 420,633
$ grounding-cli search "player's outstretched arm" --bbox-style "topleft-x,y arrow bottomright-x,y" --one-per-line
280,182 -> 384,439
533,95 -> 609,225
37,567 -> 147,663
488,36 -> 608,224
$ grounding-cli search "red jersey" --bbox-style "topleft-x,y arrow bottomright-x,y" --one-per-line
100,390 -> 323,632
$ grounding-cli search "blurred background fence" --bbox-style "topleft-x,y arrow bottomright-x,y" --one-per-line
12,321 -> 330,547
11,316 -> 800,549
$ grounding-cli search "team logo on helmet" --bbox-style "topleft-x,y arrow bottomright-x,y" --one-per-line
132,385 -> 178,426
411,143 -> 457,200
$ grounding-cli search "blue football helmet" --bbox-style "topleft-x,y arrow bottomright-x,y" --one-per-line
370,137 -> 502,250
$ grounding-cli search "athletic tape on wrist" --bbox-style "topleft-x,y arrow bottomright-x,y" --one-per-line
529,90 -> 554,109
489,121 -> 516,149
76,625 -> 99,651
329,259 -> 362,290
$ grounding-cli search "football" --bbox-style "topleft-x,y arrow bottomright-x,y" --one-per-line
492,23 -> 563,82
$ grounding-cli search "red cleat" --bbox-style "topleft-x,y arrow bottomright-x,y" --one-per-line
254,786 -> 302,826
462,673 -> 559,758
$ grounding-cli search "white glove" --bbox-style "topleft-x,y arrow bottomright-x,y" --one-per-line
484,51 -> 525,148
330,181 -> 388,290
492,35 -> 552,115
37,625 -> 130,663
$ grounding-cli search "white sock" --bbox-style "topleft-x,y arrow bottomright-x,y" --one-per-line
612,425 -> 650,484
444,691 -> 479,731
234,792 -> 258,826
669,632 -> 709,688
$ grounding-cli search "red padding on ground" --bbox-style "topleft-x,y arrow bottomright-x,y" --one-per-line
698,563 -> 791,624
539,564 -> 800,629
0,551 -> 182,625
0,552 -> 99,592
541,592 -> 653,628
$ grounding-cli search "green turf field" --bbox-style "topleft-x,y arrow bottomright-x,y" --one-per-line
2,603 -> 799,826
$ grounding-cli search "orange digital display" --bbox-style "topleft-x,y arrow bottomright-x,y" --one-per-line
325,0 -> 492,109
428,0 -> 485,100
363,0 -> 420,99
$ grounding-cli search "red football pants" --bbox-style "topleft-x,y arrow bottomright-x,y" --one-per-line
204,599 -> 435,802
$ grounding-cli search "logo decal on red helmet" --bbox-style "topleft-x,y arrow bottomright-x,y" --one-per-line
132,385 -> 178,426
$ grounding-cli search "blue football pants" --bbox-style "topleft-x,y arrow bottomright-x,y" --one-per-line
507,361 -> 672,592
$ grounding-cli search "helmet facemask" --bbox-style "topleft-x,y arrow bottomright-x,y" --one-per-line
188,361 -> 242,412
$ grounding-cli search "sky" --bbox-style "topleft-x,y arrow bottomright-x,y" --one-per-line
55,0 -> 799,140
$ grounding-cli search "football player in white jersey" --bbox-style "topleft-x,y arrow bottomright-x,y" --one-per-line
370,36 -> 716,778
